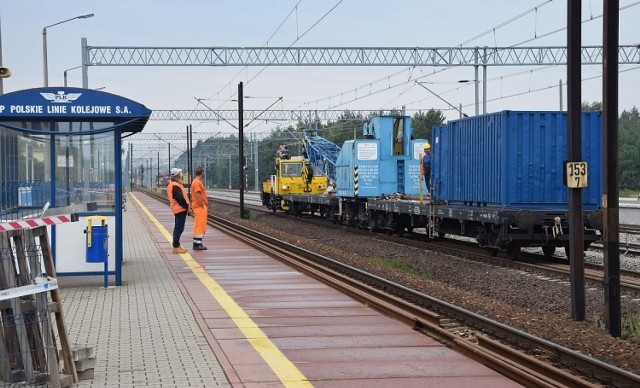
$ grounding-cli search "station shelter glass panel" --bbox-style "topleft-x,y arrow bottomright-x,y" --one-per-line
0,87 -> 151,285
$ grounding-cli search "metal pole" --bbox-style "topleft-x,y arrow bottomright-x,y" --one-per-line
254,136 -> 259,191
567,0 -> 585,321
482,47 -> 487,114
0,13 -> 4,95
65,137 -> 70,205
81,38 -> 89,88
129,143 -> 133,190
603,0 -> 621,337
474,47 -> 479,116
559,79 -> 563,110
157,152 -> 160,188
114,125 -> 123,286
43,28 -> 49,86
187,125 -> 192,199
25,144 -> 29,181
202,158 -> 206,188
239,81 -> 246,218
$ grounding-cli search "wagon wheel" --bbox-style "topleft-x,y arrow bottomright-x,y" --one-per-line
542,245 -> 556,258
270,191 -> 277,213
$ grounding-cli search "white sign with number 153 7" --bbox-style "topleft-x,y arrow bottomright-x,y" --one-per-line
565,161 -> 588,188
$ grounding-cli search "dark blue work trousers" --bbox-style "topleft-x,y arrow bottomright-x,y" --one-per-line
424,173 -> 431,192
172,211 -> 187,247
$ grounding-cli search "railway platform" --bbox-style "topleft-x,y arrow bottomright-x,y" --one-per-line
58,191 -> 519,387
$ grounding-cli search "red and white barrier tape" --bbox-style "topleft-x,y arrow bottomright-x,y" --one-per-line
0,215 -> 73,232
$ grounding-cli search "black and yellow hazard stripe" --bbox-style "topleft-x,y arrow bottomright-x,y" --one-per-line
353,165 -> 359,197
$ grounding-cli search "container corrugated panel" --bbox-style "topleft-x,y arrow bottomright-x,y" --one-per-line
432,111 -> 602,210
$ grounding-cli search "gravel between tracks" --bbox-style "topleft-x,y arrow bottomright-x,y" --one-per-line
214,203 -> 640,376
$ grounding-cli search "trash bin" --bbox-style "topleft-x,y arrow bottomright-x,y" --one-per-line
85,216 -> 110,288
85,216 -> 110,263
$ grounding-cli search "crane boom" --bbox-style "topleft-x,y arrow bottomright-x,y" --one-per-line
302,130 -> 341,182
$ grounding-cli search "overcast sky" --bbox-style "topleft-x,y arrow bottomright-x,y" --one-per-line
2,0 -> 639,137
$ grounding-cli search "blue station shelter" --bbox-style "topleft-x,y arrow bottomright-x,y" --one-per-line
0,87 -> 151,285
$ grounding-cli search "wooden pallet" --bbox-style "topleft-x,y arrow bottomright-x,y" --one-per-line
0,226 -> 77,386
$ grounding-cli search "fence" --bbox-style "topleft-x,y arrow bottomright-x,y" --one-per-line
0,181 -> 48,223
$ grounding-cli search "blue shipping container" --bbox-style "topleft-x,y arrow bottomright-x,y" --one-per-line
432,111 -> 602,210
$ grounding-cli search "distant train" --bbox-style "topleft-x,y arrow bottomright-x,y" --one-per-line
160,174 -> 190,187
261,112 -> 603,258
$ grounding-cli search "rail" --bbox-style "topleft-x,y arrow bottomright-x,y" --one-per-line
141,187 -> 640,386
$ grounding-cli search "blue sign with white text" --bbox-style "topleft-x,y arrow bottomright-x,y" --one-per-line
0,87 -> 151,119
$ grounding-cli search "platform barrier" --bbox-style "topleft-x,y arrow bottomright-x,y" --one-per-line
0,226 -> 77,387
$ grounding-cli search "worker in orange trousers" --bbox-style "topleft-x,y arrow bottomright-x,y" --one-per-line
191,166 -> 208,250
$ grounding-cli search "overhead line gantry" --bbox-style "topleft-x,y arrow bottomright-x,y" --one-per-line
80,40 -> 640,115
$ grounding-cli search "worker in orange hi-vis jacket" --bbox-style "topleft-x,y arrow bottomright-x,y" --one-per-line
167,168 -> 190,254
191,166 -> 208,250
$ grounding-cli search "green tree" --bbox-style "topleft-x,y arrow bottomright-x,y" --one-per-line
581,101 -> 603,111
618,107 -> 640,191
577,102 -> 640,191
411,109 -> 446,141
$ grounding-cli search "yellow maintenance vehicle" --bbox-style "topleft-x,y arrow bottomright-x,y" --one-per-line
261,145 -> 328,213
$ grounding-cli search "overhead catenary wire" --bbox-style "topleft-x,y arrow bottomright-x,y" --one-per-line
206,0 -> 343,111
292,1 -> 638,115
510,1 -> 639,47
244,1 -> 344,86
145,3 -> 638,144
412,66 -> 640,114
457,0 -> 555,47
204,0 -> 303,110
294,0 -> 559,112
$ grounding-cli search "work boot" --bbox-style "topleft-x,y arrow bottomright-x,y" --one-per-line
172,246 -> 187,254
193,245 -> 208,251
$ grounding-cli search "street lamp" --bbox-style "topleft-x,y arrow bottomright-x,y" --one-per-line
43,12 -> 94,87
63,65 -> 83,87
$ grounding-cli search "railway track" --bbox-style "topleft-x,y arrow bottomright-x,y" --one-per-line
594,225 -> 640,255
142,187 -> 640,386
209,189 -> 640,254
205,190 -> 640,293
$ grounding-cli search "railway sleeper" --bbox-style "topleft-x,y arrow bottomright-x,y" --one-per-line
439,318 -> 478,342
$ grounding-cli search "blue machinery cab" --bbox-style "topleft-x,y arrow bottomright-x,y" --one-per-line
336,116 -> 427,198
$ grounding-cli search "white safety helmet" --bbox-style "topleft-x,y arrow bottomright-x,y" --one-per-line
170,168 -> 182,177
